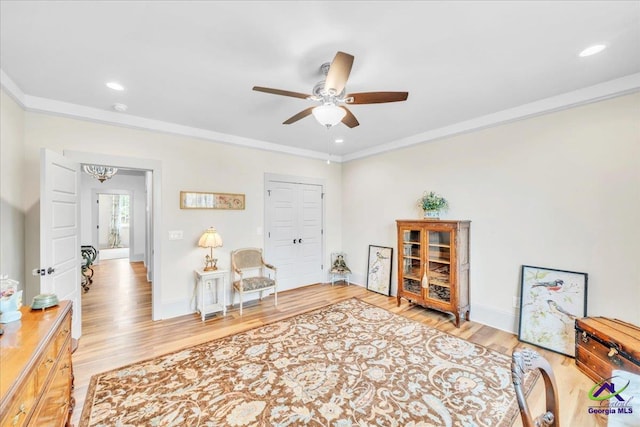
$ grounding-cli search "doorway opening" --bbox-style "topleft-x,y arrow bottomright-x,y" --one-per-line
98,193 -> 130,260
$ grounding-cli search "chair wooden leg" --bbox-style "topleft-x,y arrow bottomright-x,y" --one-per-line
239,292 -> 243,316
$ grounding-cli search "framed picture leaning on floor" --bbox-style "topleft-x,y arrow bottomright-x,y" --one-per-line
518,265 -> 588,357
366,245 -> 393,296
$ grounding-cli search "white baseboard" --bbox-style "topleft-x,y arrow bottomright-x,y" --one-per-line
160,299 -> 192,320
469,303 -> 519,334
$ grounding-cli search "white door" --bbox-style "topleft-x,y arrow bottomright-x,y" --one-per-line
40,149 -> 82,339
265,180 -> 323,291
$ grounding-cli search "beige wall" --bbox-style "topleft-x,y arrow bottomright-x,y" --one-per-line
0,90 -> 25,289
342,93 -> 640,331
5,87 -> 639,330
20,108 -> 343,318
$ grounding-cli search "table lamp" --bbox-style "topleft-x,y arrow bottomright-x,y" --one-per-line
198,227 -> 223,271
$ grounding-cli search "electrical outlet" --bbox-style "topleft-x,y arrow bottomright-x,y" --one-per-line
513,296 -> 520,309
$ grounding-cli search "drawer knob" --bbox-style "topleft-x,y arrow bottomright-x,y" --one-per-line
608,348 -> 618,358
12,404 -> 26,426
44,357 -> 54,366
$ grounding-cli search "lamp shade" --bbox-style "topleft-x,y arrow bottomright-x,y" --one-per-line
312,104 -> 346,127
198,227 -> 223,248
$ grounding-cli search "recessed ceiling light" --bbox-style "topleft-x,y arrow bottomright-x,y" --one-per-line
106,81 -> 125,91
334,138 -> 344,144
579,44 -> 606,57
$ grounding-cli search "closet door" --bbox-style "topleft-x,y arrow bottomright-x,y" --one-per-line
266,180 -> 323,291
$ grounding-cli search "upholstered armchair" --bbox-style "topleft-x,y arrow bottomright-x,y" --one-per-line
230,248 -> 277,315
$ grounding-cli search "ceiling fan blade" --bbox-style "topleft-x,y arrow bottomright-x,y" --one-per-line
324,52 -> 354,95
283,107 -> 315,125
346,91 -> 409,104
253,86 -> 311,100
340,106 -> 359,128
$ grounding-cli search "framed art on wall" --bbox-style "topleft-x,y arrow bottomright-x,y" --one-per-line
180,191 -> 245,210
366,245 -> 393,296
518,265 -> 588,357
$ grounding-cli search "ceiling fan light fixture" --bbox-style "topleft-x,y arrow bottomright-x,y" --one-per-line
312,104 -> 346,128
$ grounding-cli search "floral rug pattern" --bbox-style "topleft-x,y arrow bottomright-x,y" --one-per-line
80,298 -> 537,426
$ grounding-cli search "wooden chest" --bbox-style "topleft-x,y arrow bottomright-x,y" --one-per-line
575,317 -> 640,382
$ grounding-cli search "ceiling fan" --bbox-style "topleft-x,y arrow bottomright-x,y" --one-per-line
253,51 -> 409,129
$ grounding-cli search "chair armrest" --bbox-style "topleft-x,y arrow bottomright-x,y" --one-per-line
264,263 -> 276,271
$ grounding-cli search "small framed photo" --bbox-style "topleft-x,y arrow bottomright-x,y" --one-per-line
366,245 -> 393,296
518,265 -> 588,357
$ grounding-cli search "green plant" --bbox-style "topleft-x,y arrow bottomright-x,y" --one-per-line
418,191 -> 449,211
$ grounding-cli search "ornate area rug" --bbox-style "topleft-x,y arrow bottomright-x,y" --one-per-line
80,298 -> 537,427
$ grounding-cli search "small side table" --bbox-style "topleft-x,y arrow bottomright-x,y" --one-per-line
194,269 -> 228,321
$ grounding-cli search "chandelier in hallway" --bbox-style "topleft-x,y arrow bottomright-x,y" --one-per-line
83,165 -> 118,183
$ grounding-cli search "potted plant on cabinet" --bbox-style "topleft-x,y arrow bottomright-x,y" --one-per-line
418,191 -> 448,219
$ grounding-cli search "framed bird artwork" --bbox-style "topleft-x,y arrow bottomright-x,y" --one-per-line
366,245 -> 393,296
518,265 -> 588,357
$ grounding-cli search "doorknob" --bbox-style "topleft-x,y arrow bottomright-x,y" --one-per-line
47,267 -> 55,275
293,239 -> 297,244
298,239 -> 302,244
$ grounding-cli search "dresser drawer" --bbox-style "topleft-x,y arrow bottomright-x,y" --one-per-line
30,340 -> 73,427
35,311 -> 72,390
52,312 -> 72,356
0,374 -> 37,427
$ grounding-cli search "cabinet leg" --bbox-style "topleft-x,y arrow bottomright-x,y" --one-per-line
396,296 -> 401,307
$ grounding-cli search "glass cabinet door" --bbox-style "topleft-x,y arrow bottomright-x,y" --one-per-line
425,230 -> 452,303
401,228 -> 422,297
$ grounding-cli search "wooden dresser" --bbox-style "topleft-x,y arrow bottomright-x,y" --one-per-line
0,301 -> 74,427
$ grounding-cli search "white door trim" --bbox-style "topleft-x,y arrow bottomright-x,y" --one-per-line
64,150 -> 163,321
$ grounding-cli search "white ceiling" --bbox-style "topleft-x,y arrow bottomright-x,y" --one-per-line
1,1 -> 639,161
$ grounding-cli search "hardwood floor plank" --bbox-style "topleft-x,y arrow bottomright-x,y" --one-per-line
71,259 -> 599,426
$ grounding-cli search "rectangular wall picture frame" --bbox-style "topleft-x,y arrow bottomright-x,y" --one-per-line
366,245 -> 393,296
518,265 -> 588,357
180,191 -> 245,210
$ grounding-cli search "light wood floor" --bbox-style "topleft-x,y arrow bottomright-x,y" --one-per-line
71,259 -> 601,426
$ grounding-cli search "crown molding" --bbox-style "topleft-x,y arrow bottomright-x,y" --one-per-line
342,73 -> 640,162
2,68 -> 638,164
0,70 -> 26,106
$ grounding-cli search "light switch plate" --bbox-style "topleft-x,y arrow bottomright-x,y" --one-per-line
168,230 -> 183,240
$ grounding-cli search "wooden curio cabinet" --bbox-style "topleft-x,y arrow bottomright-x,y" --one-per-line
396,219 -> 470,327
